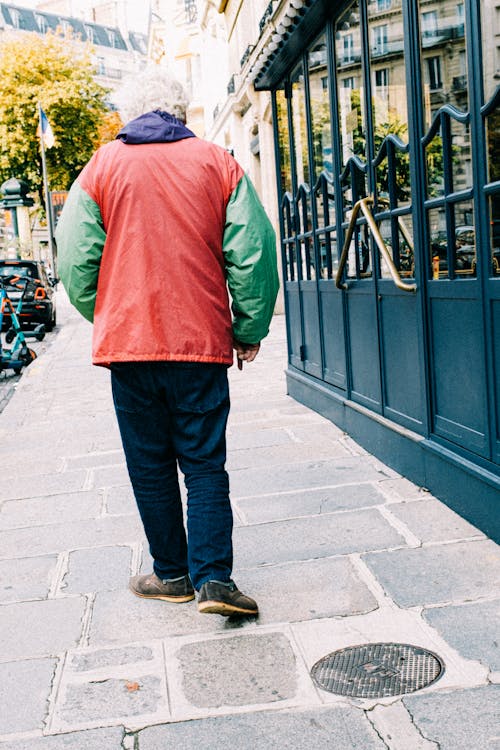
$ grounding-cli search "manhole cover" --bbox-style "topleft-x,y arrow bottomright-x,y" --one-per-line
310,643 -> 444,698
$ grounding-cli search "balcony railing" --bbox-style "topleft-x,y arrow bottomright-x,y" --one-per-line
259,0 -> 274,34
240,44 -> 255,69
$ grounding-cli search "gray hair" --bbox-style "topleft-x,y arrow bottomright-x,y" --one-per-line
115,67 -> 190,123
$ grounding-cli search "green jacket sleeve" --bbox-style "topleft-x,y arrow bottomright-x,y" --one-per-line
55,181 -> 106,323
223,173 -> 279,343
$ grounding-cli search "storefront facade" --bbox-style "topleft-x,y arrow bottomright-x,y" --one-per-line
250,0 -> 499,539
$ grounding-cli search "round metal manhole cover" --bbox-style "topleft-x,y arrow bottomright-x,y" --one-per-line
311,643 -> 445,699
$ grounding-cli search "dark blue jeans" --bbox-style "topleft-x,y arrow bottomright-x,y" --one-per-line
110,361 -> 232,590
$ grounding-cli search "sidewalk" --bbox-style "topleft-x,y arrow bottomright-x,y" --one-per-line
0,290 -> 498,749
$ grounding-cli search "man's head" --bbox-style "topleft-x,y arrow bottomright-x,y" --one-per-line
115,68 -> 189,124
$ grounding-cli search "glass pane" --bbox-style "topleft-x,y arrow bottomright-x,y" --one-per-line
451,119 -> 472,191
315,173 -> 335,231
425,131 -> 445,198
308,35 -> 332,180
490,195 -> 500,276
480,0 -> 500,102
291,64 -> 310,187
428,207 -> 447,279
486,107 -> 500,184
335,4 -> 366,167
346,222 -> 372,278
319,233 -> 338,279
275,88 -> 292,196
454,201 -> 475,276
419,0 -> 468,126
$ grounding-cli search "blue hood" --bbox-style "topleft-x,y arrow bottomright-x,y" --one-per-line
116,110 -> 195,145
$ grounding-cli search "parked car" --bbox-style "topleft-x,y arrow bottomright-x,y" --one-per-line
0,259 -> 57,331
431,225 -> 500,275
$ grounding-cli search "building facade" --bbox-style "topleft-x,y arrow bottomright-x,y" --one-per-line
0,2 -> 148,96
215,0 -> 500,540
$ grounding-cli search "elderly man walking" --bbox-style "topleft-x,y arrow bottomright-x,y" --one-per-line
55,81 -> 279,617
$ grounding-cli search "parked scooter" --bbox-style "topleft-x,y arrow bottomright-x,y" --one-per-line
0,274 -> 44,374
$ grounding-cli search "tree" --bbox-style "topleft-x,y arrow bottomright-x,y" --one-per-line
0,31 -> 110,205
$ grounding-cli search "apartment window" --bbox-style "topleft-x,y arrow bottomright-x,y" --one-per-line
35,14 -> 47,33
321,76 -> 328,91
372,24 -> 388,55
421,11 -> 438,37
427,56 -> 442,90
377,0 -> 392,10
343,76 -> 356,89
107,29 -> 116,47
343,33 -> 354,63
9,8 -> 21,28
85,25 -> 94,42
375,68 -> 389,96
456,3 -> 465,25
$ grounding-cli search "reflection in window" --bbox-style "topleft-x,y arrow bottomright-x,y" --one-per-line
336,8 -> 365,168
451,119 -> 472,191
291,65 -> 310,187
425,132 -> 445,198
377,0 -> 391,10
275,89 -> 292,196
489,195 -> 500,276
454,202 -> 475,276
419,0 -> 468,124
480,1 -> 499,101
308,36 -> 332,181
372,25 -> 389,56
425,56 -> 442,91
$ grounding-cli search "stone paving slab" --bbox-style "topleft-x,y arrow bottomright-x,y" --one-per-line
388,497 -> 485,543
0,598 -> 86,661
233,508 -> 406,568
0,516 -> 143,560
0,727 -> 125,749
105,485 -> 136,516
88,590 -> 220,646
0,492 -> 102,530
60,546 -> 133,595
0,658 -> 57,734
403,685 -> 500,749
89,465 -> 130,490
226,427 -> 295,451
234,557 -> 378,624
50,641 -> 168,733
63,451 -> 125,471
0,555 -> 58,603
137,705 -> 386,749
226,440 -> 351,470
0,471 -> 88,503
230,456 -> 389,498
362,540 -> 500,607
423,599 -> 500,672
234,483 -> 386,524
56,676 -> 165,728
176,632 -> 297,708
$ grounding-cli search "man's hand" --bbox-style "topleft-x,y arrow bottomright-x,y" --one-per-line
233,339 -> 260,370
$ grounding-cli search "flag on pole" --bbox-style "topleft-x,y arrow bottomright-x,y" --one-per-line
37,107 -> 55,149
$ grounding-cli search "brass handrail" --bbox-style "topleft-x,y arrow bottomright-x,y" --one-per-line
335,197 -> 417,293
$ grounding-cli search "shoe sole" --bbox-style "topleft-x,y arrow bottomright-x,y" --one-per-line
198,600 -> 258,616
129,585 -> 195,603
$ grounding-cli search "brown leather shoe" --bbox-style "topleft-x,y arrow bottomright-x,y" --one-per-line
198,580 -> 258,616
129,573 -> 194,602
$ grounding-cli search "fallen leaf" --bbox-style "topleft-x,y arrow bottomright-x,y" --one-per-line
125,681 -> 140,692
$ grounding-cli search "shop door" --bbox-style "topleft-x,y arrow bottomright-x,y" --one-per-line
418,0 -> 496,460
334,1 -> 426,430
